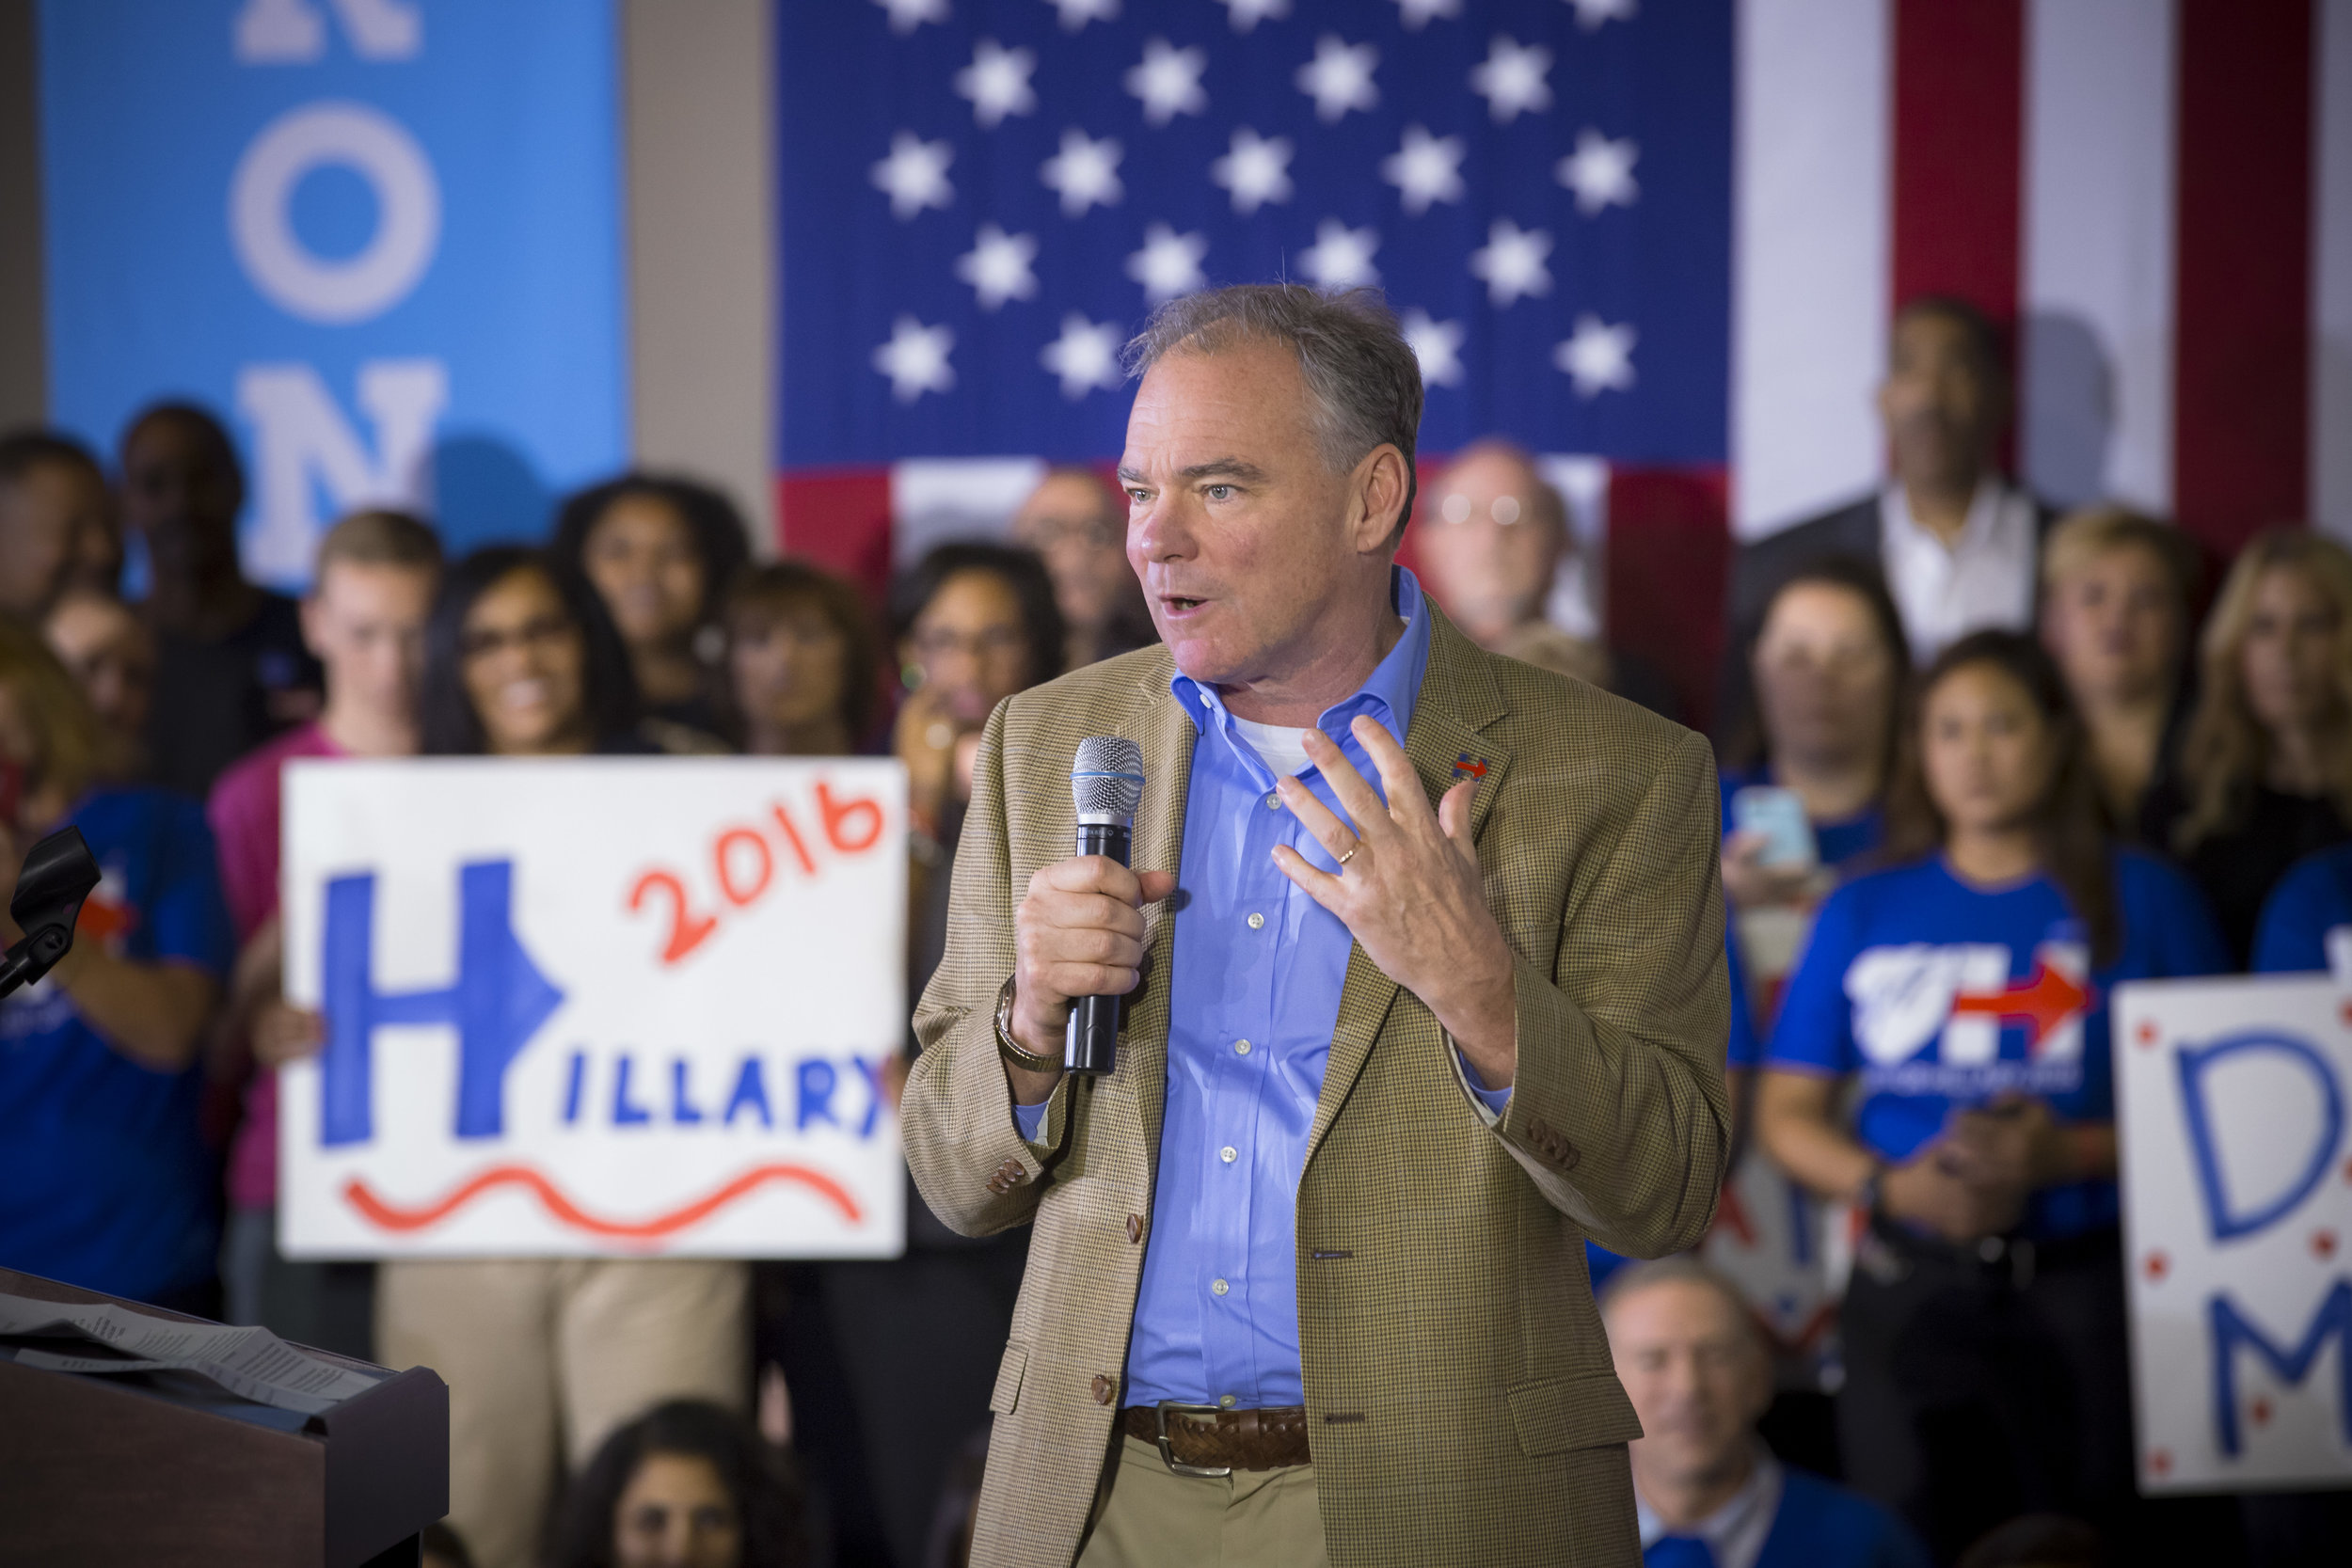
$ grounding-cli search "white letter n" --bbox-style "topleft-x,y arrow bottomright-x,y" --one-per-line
235,358 -> 448,586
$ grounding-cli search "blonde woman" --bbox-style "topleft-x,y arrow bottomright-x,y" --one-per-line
2144,530 -> 2352,962
2037,507 -> 2197,832
0,618 -> 232,1311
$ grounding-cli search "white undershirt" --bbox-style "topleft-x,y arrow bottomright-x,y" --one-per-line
1878,476 -> 2037,663
1227,714 -> 1315,780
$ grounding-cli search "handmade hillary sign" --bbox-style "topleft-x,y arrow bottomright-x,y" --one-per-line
2113,974 -> 2352,1493
278,758 -> 908,1259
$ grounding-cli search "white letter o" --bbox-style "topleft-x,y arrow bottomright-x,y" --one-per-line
230,101 -> 441,325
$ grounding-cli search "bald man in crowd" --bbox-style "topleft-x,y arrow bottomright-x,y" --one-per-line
1604,1259 -> 1926,1568
1413,439 -> 1681,721
1010,467 -> 1155,670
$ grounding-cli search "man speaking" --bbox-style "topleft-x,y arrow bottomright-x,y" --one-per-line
903,285 -> 1730,1568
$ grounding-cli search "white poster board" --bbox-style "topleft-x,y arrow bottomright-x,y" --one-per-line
278,758 -> 908,1259
2113,974 -> 2352,1493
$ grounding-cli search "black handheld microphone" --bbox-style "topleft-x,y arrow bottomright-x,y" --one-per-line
1067,736 -> 1146,1076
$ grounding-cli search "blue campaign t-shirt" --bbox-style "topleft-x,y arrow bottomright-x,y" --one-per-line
1767,848 -> 2226,1238
2251,843 -> 2352,974
0,787 -> 235,1302
1720,766 -> 1886,874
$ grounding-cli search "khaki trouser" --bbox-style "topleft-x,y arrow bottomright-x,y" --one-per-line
1075,1435 -> 1329,1568
376,1258 -> 749,1568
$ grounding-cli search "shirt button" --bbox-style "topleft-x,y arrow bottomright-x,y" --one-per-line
1212,1277 -> 1230,1296
1265,792 -> 1280,810
1219,1394 -> 1237,1409
1247,912 -> 1265,930
1235,1039 -> 1251,1054
1220,1146 -> 1237,1164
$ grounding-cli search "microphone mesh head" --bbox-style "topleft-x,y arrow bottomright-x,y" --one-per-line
1072,736 -> 1146,820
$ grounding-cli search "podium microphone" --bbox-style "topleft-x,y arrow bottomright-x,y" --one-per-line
1068,736 -> 1145,1076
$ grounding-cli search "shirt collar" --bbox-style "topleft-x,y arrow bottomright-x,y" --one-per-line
1170,566 -> 1433,768
1882,474 -> 2010,555
1636,1445 -> 1784,1557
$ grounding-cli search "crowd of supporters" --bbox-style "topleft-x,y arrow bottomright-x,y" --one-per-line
2,293 -> 2346,1568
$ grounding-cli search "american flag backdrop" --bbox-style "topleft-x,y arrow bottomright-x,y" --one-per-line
775,0 -> 2352,726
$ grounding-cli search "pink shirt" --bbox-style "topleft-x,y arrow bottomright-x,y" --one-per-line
210,721 -> 345,1211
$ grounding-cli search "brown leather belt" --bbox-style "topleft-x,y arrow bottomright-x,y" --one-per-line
1120,1402 -> 1311,1474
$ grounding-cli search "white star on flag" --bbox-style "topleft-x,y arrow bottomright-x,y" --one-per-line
1567,0 -> 1637,29
954,40 -> 1037,129
1211,128 -> 1294,214
1393,0 -> 1462,29
1041,314 -> 1124,399
1554,314 -> 1636,396
870,132 -> 953,220
874,315 -> 955,402
1218,0 -> 1291,32
1400,309 -> 1466,388
1047,0 -> 1118,30
955,224 -> 1039,309
1470,36 -> 1552,122
1558,130 -> 1640,214
1295,36 -> 1378,123
1127,223 -> 1209,304
1469,219 -> 1553,307
873,0 -> 947,36
1299,219 -> 1379,289
1040,129 -> 1124,216
1380,125 -> 1466,216
1125,39 -> 1208,126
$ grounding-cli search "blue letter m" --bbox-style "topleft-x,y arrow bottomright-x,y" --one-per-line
317,860 -> 566,1146
2209,1280 -> 2352,1456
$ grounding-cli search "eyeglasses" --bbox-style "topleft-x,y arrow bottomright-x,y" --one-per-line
459,615 -> 576,661
1021,513 -> 1125,551
1437,493 -> 1526,526
911,626 -> 1028,662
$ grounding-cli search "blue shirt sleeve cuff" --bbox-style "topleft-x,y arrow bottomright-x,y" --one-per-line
1012,1099 -> 1051,1142
1456,1050 -> 1513,1115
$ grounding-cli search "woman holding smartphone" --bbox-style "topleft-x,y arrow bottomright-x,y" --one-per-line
1756,631 -> 2225,1561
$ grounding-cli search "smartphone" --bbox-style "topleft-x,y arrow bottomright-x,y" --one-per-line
1730,784 -> 1818,870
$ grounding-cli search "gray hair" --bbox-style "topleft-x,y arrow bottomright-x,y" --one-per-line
1597,1257 -> 1765,1356
1123,284 -> 1423,543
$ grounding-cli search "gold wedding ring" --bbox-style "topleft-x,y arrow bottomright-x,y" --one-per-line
1336,843 -> 1359,866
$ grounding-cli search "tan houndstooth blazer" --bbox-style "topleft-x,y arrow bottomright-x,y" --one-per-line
903,603 -> 1731,1568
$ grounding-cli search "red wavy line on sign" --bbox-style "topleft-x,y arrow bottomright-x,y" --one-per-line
343,1164 -> 864,1239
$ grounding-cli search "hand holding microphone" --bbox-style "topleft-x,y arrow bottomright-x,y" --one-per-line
1005,737 -> 1171,1093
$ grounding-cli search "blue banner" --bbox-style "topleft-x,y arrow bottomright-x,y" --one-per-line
40,0 -> 628,583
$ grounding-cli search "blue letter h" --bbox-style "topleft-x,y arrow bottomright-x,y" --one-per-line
318,860 -> 566,1147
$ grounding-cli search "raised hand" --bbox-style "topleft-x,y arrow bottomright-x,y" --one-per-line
1271,717 -> 1517,1085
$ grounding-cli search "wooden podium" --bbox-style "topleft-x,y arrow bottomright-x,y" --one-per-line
0,1266 -> 448,1567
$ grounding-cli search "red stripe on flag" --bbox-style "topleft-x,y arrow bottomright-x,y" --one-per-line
1606,467 -> 1730,734
1890,0 -> 2026,354
2172,0 -> 2312,556
776,469 -> 895,605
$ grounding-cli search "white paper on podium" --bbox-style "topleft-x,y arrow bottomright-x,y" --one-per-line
0,1290 -> 378,1412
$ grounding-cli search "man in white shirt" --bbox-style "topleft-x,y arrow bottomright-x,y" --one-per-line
1719,298 -> 2050,729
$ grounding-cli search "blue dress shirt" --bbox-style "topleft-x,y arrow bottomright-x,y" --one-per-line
1012,569 -> 1503,1409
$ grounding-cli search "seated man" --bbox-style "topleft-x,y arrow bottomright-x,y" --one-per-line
1604,1259 -> 1927,1568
